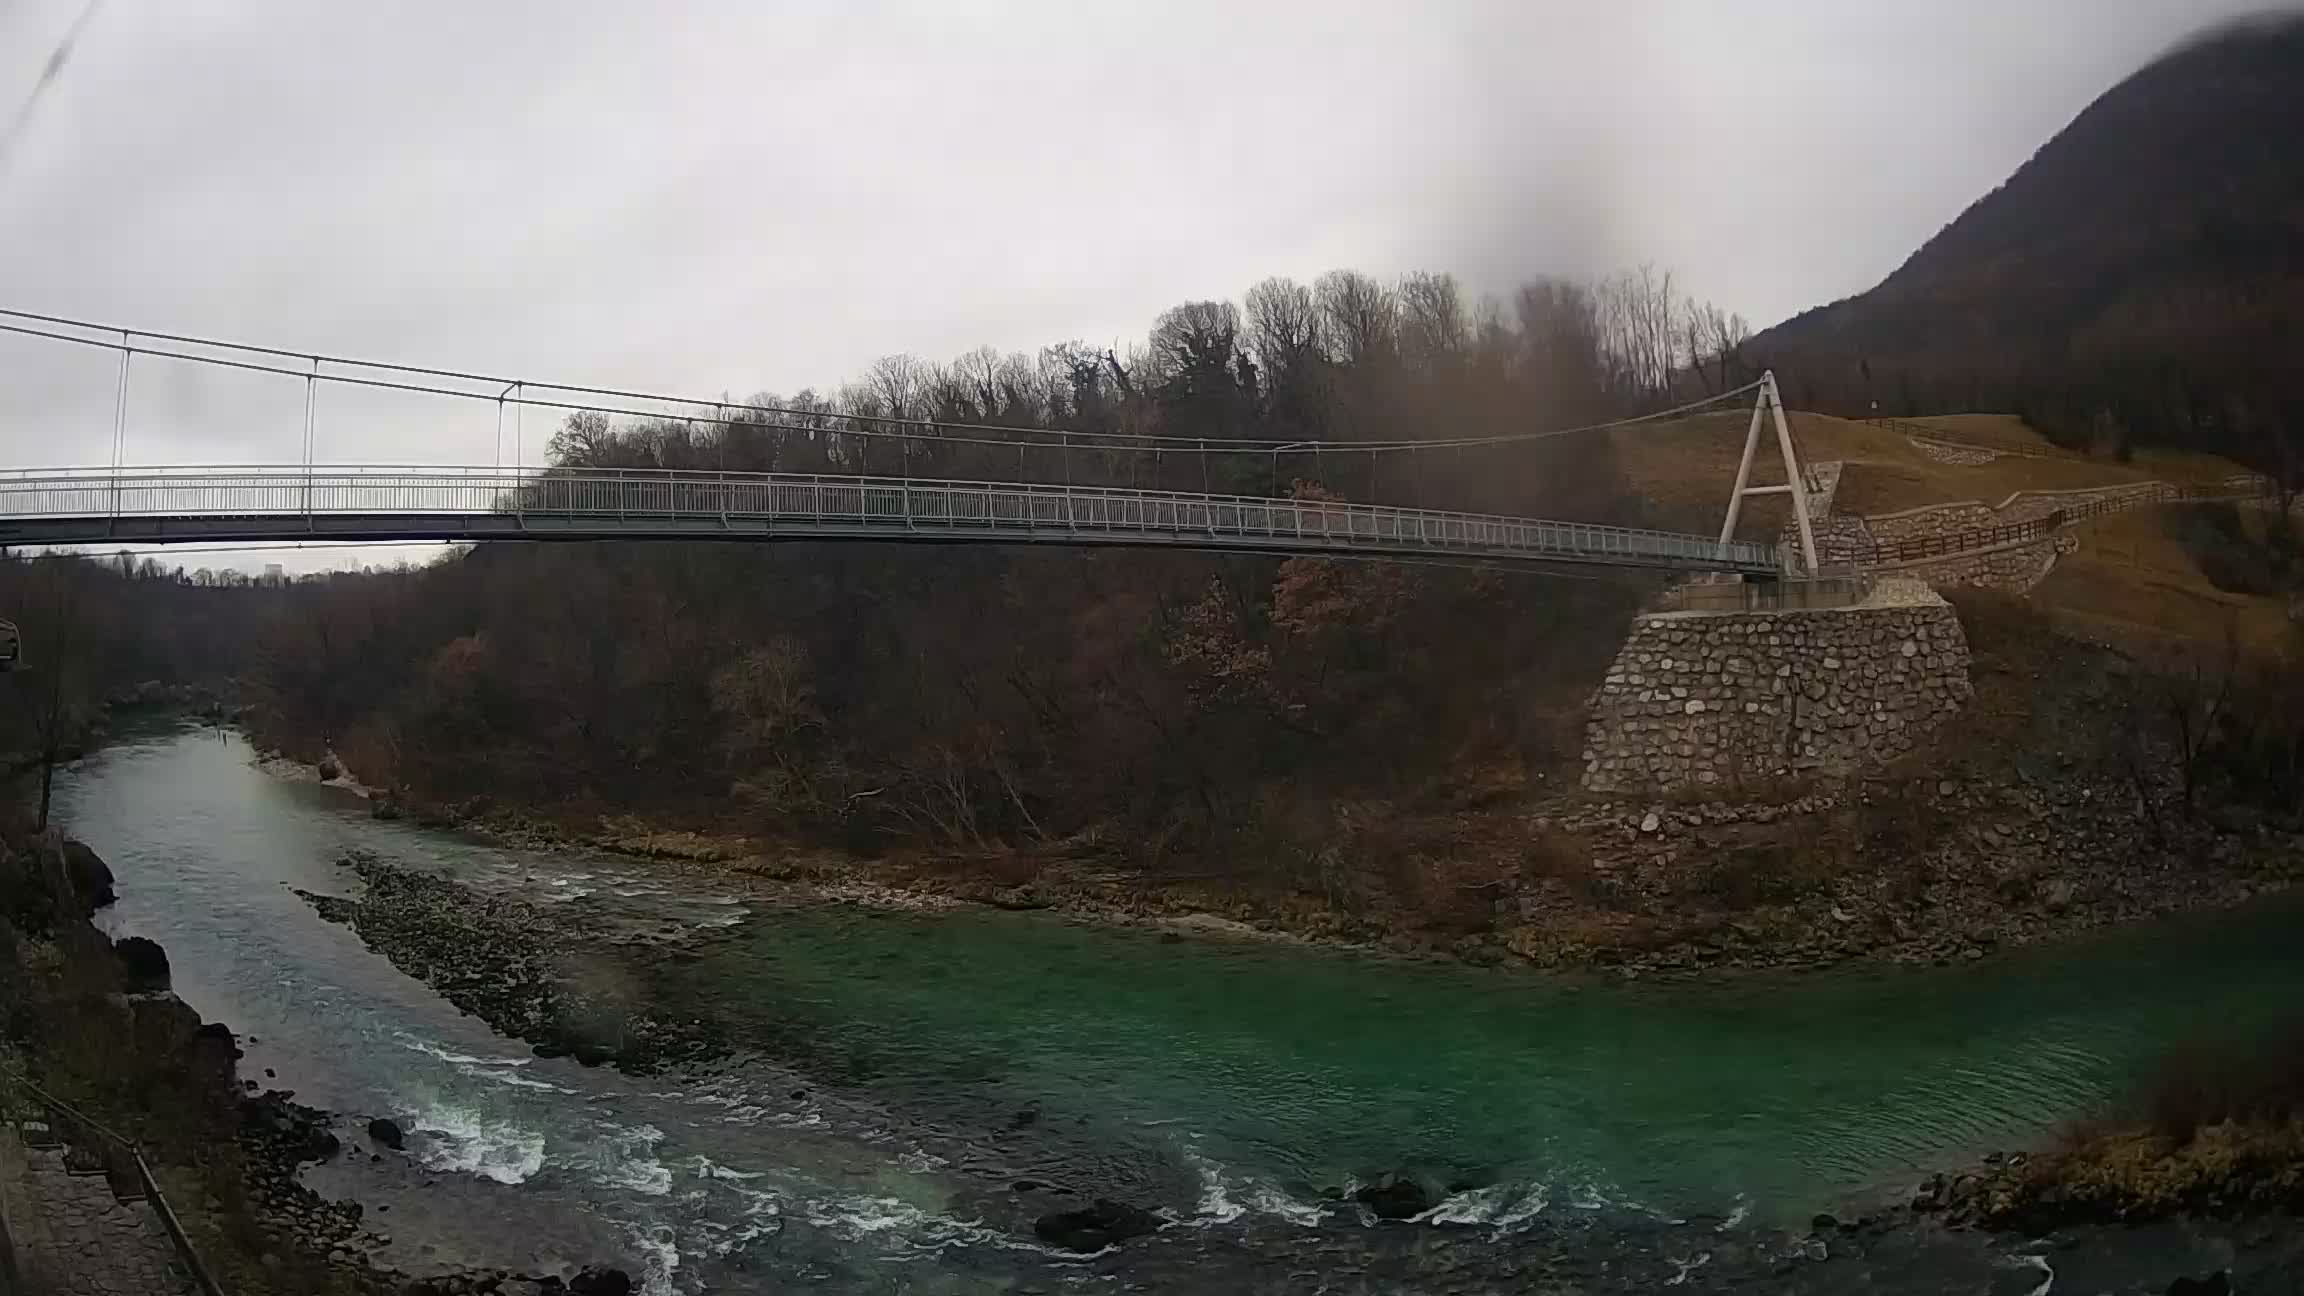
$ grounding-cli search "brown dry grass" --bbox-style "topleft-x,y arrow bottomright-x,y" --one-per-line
1901,414 -> 2252,483
1622,410 -> 2230,537
2033,508 -> 2298,656
1615,409 -> 2249,539
1981,1022 -> 2304,1225
1616,407 -> 2287,654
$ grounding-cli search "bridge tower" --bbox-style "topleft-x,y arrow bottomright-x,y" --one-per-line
1716,371 -> 1821,575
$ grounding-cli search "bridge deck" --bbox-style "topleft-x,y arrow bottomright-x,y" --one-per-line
0,467 -> 1781,574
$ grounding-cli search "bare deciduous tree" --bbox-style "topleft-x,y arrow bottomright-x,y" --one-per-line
1244,277 -> 1325,435
1313,270 -> 1396,368
1397,271 -> 1469,374
1596,264 -> 1680,403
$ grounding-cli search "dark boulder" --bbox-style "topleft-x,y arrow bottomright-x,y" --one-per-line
1033,1199 -> 1159,1252
317,757 -> 342,781
2168,1275 -> 2230,1296
304,1127 -> 342,1162
367,1117 -> 405,1151
371,797 -> 404,822
1353,1173 -> 1432,1221
61,840 -> 116,910
113,935 -> 171,991
569,1266 -> 635,1296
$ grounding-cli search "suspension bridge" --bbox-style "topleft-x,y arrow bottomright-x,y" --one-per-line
0,310 -> 1816,576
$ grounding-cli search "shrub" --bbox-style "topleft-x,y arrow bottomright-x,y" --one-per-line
2136,1021 -> 2304,1144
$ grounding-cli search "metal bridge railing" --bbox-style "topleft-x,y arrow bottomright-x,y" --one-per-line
0,465 -> 1783,573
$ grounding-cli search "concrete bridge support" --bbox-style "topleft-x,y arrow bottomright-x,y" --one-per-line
1581,580 -> 1974,794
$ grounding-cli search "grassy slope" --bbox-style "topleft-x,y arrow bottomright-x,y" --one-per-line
1613,408 -> 2287,651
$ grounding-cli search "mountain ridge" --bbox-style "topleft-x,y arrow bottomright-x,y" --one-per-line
1750,13 -> 2304,469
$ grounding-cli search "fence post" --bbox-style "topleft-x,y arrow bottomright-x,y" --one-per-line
1061,433 -> 1076,531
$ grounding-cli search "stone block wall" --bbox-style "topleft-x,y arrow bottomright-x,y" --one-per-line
1863,500 -> 1997,546
1816,476 -> 2260,593
1582,589 -> 1974,793
1909,437 -> 2001,465
1807,514 -> 1879,568
1884,535 -> 2076,593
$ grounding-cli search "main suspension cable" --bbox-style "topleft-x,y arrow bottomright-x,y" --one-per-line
0,307 -> 1762,458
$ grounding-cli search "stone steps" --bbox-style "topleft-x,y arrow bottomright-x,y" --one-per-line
1,1122 -> 196,1295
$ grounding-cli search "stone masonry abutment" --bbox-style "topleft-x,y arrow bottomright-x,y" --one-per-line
1582,581 -> 1974,794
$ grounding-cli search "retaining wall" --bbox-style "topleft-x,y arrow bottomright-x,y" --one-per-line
1582,584 -> 1974,793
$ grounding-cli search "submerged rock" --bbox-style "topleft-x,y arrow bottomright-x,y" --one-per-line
570,1266 -> 636,1295
1353,1173 -> 1433,1220
1033,1199 -> 1159,1251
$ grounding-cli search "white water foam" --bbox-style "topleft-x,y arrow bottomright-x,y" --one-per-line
579,1123 -> 673,1196
397,1034 -> 534,1068
796,1193 -> 1090,1260
1181,1147 -> 1326,1227
1247,1183 -> 1328,1227
625,1223 -> 681,1295
687,1155 -> 766,1181
1717,1196 -> 1753,1231
695,1188 -> 784,1258
1416,1182 -> 1552,1232
414,1105 -> 548,1185
1188,1150 -> 1244,1224
1665,1251 -> 1713,1286
456,1062 -> 574,1093
673,1084 -> 817,1129
802,1194 -> 985,1252
1559,1177 -> 1659,1218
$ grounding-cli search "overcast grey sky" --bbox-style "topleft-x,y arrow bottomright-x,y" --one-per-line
0,0 -> 2278,565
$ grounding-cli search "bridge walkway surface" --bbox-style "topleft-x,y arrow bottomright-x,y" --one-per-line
0,466 -> 1784,575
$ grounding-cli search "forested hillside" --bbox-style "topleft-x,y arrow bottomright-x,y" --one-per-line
1750,15 -> 2304,472
0,555 -> 272,746
241,267 -> 1752,882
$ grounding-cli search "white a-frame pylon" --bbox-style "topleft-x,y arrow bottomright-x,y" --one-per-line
1717,371 -> 1820,575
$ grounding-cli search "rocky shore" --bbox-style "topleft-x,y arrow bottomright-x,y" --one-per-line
361,764 -> 2302,990
1,830 -> 644,1296
297,851 -> 722,1074
1499,766 -> 2303,979
1913,1119 -> 2304,1235
230,1088 -> 634,1295
254,660 -> 2304,989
